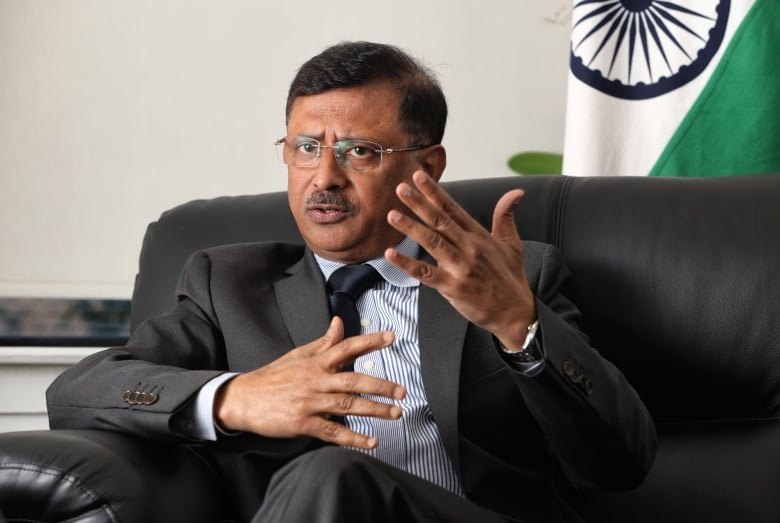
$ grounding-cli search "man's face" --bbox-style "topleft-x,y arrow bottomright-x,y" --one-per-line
286,82 -> 434,263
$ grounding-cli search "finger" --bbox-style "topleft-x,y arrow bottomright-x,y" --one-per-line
297,317 -> 345,358
322,371 -> 406,401
384,245 -> 440,286
313,316 -> 346,355
395,179 -> 462,242
307,417 -> 380,450
491,189 -> 525,248
387,207 -> 462,274
393,180 -> 465,251
319,331 -> 395,371
318,392 -> 404,420
408,170 -> 484,233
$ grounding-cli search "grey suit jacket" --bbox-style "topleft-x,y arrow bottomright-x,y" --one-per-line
47,240 -> 656,522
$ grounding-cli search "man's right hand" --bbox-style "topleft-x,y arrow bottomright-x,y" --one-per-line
213,317 -> 406,449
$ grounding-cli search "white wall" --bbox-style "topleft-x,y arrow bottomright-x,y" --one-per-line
0,347 -> 100,431
0,1 -> 572,300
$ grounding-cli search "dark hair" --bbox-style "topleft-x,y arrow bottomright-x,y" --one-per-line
286,41 -> 447,145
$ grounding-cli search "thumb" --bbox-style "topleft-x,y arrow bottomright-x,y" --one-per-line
491,189 -> 524,247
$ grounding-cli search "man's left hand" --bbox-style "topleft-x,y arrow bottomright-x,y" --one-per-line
386,171 -> 537,350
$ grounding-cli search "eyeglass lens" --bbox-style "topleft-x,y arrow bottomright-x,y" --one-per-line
277,138 -> 384,172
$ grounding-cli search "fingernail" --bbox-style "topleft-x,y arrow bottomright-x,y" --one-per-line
387,210 -> 401,224
382,332 -> 394,344
414,171 -> 429,183
367,437 -> 378,449
398,183 -> 412,197
390,406 -> 402,418
393,386 -> 406,399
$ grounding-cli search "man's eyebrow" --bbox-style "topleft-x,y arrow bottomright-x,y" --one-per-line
291,133 -> 324,140
294,133 -> 378,143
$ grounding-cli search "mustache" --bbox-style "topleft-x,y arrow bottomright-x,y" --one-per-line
305,190 -> 355,211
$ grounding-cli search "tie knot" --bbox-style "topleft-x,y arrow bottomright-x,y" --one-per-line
327,264 -> 382,301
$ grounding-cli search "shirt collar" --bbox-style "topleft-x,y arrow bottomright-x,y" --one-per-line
314,237 -> 421,288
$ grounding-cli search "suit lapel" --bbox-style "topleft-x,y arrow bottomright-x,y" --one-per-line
274,249 -> 332,347
418,282 -> 468,478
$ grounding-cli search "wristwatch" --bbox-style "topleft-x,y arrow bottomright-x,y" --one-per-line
499,320 -> 544,370
500,320 -> 539,353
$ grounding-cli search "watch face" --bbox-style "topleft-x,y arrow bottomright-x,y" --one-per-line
522,338 -> 543,362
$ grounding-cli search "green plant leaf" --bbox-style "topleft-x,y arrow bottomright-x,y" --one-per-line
507,151 -> 563,175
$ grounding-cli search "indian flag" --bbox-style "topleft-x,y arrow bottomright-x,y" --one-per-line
562,0 -> 780,177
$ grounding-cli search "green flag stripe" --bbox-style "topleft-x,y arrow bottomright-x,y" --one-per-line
649,0 -> 780,177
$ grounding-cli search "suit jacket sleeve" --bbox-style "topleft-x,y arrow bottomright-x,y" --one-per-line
46,250 -> 234,440
513,241 -> 657,491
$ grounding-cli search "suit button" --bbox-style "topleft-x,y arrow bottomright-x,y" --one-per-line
142,392 -> 159,405
563,361 -> 582,382
583,379 -> 593,396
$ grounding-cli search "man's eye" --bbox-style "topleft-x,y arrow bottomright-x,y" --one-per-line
298,142 -> 318,154
346,145 -> 377,158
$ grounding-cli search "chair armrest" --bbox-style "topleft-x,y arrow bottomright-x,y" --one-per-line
0,429 -> 230,523
578,420 -> 780,523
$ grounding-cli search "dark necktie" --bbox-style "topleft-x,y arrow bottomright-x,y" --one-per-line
327,264 -> 382,338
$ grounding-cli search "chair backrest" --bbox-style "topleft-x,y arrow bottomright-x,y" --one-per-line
132,174 -> 780,424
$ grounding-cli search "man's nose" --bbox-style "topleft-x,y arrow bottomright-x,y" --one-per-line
313,148 -> 348,189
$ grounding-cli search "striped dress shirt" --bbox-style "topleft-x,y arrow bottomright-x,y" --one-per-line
315,237 -> 464,495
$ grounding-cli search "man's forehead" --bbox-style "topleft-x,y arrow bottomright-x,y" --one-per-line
287,85 -> 403,138
292,82 -> 399,103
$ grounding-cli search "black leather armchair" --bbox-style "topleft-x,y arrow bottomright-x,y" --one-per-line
2,174 -> 779,522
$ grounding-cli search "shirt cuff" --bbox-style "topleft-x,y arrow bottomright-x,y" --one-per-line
500,345 -> 546,377
191,372 -> 240,440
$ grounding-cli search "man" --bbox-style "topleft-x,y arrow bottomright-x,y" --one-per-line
47,41 -> 656,522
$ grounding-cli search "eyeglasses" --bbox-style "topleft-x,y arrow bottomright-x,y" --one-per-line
274,136 -> 431,172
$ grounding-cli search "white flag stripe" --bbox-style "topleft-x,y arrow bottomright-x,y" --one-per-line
563,0 -> 754,177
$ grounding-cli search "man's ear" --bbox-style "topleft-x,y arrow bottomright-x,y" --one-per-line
418,145 -> 447,183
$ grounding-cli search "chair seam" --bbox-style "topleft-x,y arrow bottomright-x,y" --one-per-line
0,463 -> 119,523
552,175 -> 574,249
